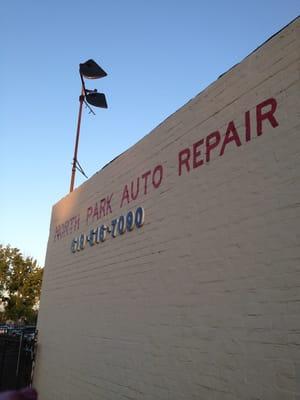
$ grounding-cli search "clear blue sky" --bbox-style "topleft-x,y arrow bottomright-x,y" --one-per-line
1,1 -> 299,265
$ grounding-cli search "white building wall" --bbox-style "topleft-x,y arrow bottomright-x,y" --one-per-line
35,17 -> 300,400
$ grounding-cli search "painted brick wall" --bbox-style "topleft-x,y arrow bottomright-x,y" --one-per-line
35,17 -> 300,400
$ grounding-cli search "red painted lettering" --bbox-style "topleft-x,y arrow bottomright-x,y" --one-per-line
178,148 -> 191,176
69,217 -> 75,234
256,97 -> 279,136
131,178 -> 140,200
92,203 -> 99,220
120,184 -> 130,208
245,110 -> 251,142
86,207 -> 93,224
54,226 -> 61,241
106,194 -> 113,214
99,198 -> 106,218
65,221 -> 69,235
74,215 -> 80,231
193,139 -> 204,169
54,215 -> 80,241
176,97 -> 279,179
141,170 -> 151,195
219,121 -> 241,156
205,131 -> 221,162
152,165 -> 163,188
69,218 -> 74,234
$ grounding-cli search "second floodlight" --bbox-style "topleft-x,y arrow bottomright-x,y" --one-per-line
85,91 -> 108,108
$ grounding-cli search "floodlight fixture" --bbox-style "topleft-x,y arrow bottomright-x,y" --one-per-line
80,59 -> 107,79
86,90 -> 108,109
69,59 -> 108,193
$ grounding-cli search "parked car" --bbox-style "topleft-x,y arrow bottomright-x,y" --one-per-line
0,324 -> 9,335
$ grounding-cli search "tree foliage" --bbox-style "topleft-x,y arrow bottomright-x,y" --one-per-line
0,244 -> 43,324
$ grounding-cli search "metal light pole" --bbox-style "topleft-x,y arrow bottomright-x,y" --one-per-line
70,86 -> 85,193
69,59 -> 108,193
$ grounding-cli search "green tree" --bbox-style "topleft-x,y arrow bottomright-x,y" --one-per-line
0,244 -> 43,324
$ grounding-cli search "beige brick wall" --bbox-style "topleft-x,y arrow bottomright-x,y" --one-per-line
35,18 -> 300,400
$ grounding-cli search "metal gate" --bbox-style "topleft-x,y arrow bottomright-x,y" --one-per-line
0,332 -> 37,390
